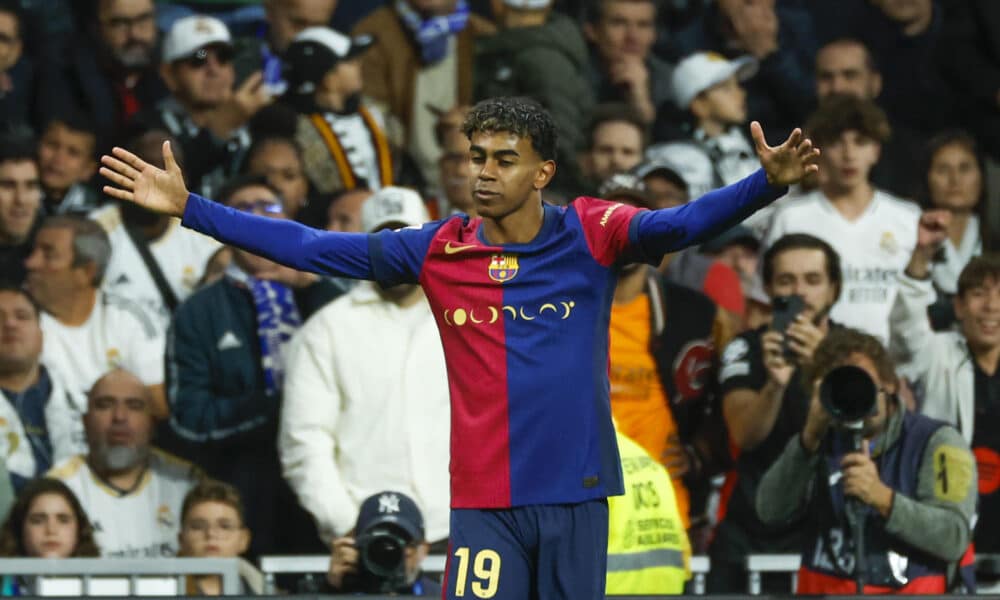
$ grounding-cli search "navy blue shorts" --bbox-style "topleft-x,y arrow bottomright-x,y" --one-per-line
443,500 -> 609,600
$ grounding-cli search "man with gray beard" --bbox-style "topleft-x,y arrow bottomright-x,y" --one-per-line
47,368 -> 200,557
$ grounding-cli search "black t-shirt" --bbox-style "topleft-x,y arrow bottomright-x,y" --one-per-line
714,326 -> 814,555
972,360 -> 1000,552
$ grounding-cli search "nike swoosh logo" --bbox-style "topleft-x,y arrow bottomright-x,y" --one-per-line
444,242 -> 477,255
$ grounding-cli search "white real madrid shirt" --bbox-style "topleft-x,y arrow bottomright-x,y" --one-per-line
47,450 -> 199,557
91,205 -> 221,328
764,189 -> 920,342
40,291 -> 166,396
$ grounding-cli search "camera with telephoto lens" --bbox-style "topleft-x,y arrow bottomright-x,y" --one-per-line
354,522 -> 411,592
820,364 -> 878,428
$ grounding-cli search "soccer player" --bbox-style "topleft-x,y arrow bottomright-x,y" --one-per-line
99,97 -> 818,600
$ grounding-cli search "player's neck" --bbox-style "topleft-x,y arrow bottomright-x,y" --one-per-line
481,199 -> 545,245
821,181 -> 874,221
48,287 -> 97,327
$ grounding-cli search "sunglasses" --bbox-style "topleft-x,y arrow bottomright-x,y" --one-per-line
180,45 -> 235,69
231,199 -> 283,215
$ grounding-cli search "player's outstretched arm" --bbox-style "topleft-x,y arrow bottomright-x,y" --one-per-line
100,142 -> 375,280
632,122 -> 819,256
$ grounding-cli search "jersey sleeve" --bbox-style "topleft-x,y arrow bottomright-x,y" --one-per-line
367,220 -> 449,286
181,193 -> 374,278
718,332 -> 766,394
572,196 -> 647,266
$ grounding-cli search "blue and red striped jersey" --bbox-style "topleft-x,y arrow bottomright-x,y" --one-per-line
181,168 -> 785,508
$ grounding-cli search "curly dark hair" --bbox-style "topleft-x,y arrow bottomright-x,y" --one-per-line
461,97 -> 558,161
804,94 -> 891,147
803,328 -> 896,390
0,478 -> 100,557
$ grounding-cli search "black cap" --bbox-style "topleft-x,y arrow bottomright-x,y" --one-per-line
284,27 -> 374,90
355,491 -> 424,541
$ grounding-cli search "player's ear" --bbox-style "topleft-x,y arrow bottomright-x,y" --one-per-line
534,160 -> 556,191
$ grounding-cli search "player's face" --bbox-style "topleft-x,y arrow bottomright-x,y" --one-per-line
165,45 -> 236,110
0,159 -> 41,243
264,0 -> 337,53
468,131 -> 551,221
766,248 -> 837,320
818,130 -> 880,191
816,43 -> 881,100
0,291 -> 42,374
956,277 -> 1000,352
927,142 -> 981,213
179,501 -> 250,558
24,226 -> 90,311
246,140 -> 309,218
84,370 -> 154,470
586,121 -> 643,183
22,493 -> 79,559
38,123 -> 97,196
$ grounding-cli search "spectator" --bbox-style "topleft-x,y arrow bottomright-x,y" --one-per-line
242,136 -> 310,221
167,175 -> 342,557
48,368 -> 199,557
814,37 -> 915,200
657,52 -> 765,235
36,116 -> 100,216
92,130 -> 221,329
582,0 -> 671,126
917,130 -> 986,330
0,478 -> 97,558
326,188 -> 372,233
938,0 -> 1000,160
474,0 -> 593,193
891,232 -> 1000,556
281,27 -> 396,195
0,285 -> 87,488
352,0 -> 493,186
765,95 -> 920,342
281,187 -> 449,546
579,103 -> 645,193
0,0 -> 35,134
643,142 -> 716,200
132,15 -> 270,198
24,215 -> 168,416
326,491 -> 442,596
757,328 -> 976,594
711,233 -> 842,593
0,137 -> 41,285
668,0 -> 817,139
262,0 -> 336,55
633,159 -> 689,209
178,479 -> 257,595
37,0 -> 167,146
431,107 -> 474,218
701,224 -> 762,307
600,174 -> 733,539
607,430 -> 690,594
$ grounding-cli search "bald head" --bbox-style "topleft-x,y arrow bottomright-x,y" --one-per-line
85,369 -> 153,472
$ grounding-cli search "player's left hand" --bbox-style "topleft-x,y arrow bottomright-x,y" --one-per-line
751,121 -> 821,187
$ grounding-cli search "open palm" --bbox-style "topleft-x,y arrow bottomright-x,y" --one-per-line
100,142 -> 190,218
750,121 -> 821,187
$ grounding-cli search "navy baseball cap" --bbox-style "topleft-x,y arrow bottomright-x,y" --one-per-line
355,491 -> 425,542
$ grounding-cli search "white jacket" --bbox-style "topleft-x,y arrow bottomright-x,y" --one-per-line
0,365 -> 88,479
889,272 -> 975,443
279,282 -> 450,543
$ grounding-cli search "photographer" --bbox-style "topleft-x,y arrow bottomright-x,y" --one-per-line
709,233 -> 841,592
756,328 -> 977,594
326,491 -> 441,596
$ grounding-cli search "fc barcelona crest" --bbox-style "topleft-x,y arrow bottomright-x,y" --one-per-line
488,254 -> 519,283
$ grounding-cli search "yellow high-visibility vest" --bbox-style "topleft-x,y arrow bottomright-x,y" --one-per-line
606,431 -> 691,595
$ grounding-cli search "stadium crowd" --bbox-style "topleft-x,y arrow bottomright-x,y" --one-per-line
0,0 -> 998,595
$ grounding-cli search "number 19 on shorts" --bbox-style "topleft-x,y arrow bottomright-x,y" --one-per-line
452,547 -> 501,598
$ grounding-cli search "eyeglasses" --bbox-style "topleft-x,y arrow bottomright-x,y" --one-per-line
230,199 -> 283,215
180,45 -> 235,69
183,519 -> 242,537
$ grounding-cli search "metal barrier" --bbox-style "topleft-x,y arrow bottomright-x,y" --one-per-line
745,554 -> 800,595
689,555 -> 710,595
0,557 -> 245,595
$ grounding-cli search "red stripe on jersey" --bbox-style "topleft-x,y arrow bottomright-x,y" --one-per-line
420,218 -> 512,507
572,197 -> 644,266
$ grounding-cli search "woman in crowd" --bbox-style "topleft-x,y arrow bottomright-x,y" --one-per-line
921,130 -> 987,329
0,478 -> 99,595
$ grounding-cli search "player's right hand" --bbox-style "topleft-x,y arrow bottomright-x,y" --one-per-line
327,536 -> 359,589
100,141 -> 189,218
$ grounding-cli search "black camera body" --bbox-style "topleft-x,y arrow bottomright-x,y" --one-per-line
820,364 -> 878,429
352,523 -> 412,593
771,294 -> 805,361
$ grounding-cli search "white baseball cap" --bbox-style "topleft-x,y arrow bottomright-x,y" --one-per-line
671,52 -> 758,110
362,187 -> 430,233
502,0 -> 553,7
292,26 -> 374,61
162,15 -> 232,63
644,142 -> 716,198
